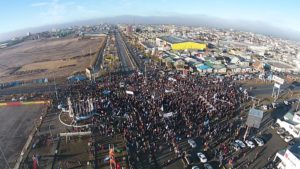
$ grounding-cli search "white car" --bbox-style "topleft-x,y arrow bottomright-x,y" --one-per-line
253,137 -> 264,146
284,135 -> 294,142
119,82 -> 125,88
235,140 -> 246,148
245,140 -> 255,148
277,128 -> 285,135
188,139 -> 197,148
197,152 -> 207,163
232,143 -> 241,151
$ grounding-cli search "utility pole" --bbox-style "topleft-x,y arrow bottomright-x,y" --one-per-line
144,62 -> 147,84
296,97 -> 300,111
49,124 -> 54,142
0,144 -> 11,169
53,73 -> 58,101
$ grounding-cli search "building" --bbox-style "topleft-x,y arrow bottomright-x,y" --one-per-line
276,110 -> 300,138
0,42 -> 8,48
274,143 -> 300,169
265,60 -> 296,73
156,36 -> 206,51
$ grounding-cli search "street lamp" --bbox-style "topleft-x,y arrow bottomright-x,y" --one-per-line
296,97 -> 300,111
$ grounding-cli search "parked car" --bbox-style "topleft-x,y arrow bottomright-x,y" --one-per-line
235,139 -> 246,148
277,128 -> 286,135
284,100 -> 290,105
197,152 -> 207,163
253,137 -> 264,146
284,135 -> 294,142
188,139 -> 197,148
270,123 -> 279,129
280,132 -> 288,139
245,140 -> 255,148
232,142 -> 241,151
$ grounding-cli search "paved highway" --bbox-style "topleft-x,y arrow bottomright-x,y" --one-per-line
115,31 -> 136,72
94,36 -> 108,72
248,84 -> 300,96
0,84 -> 66,96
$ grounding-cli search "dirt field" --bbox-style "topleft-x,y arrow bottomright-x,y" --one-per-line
0,37 -> 105,83
0,105 -> 45,168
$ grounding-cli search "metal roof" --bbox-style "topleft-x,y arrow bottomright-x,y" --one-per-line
289,143 -> 300,159
159,36 -> 187,44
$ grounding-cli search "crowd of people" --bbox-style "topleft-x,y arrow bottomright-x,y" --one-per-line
58,64 -> 249,168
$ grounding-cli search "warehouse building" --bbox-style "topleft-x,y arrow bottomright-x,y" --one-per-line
156,36 -> 206,51
274,143 -> 300,169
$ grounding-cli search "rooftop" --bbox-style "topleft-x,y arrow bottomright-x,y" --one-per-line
249,108 -> 264,118
159,36 -> 187,44
289,143 -> 300,159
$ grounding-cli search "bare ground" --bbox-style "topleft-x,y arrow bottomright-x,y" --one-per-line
0,37 -> 105,83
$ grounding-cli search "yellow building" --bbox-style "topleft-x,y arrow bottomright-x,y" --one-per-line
156,36 -> 206,51
172,42 -> 206,50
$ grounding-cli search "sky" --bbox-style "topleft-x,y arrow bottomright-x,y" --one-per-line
0,0 -> 300,34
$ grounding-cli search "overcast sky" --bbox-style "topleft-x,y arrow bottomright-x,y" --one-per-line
0,0 -> 300,34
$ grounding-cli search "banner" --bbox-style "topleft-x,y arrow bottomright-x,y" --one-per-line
163,112 -> 173,118
272,75 -> 284,85
125,91 -> 134,95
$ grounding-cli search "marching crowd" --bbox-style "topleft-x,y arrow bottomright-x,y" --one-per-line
58,65 -> 248,168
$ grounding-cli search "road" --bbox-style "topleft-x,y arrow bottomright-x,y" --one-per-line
231,104 -> 292,169
94,36 -> 108,72
0,105 -> 45,169
248,84 -> 300,96
0,84 -> 66,96
115,31 -> 136,72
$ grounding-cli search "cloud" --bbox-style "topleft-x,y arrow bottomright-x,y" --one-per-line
31,2 -> 49,7
31,0 -> 103,25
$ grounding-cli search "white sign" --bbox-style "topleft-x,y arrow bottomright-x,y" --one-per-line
272,75 -> 284,85
163,112 -> 173,118
274,83 -> 281,89
165,89 -> 174,93
168,77 -> 177,82
126,91 -> 134,95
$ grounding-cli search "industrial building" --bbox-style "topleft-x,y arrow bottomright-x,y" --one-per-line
156,36 -> 206,51
274,143 -> 300,169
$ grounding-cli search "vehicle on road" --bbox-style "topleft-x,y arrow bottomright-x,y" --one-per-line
277,128 -> 286,135
253,137 -> 264,146
188,139 -> 197,148
284,100 -> 290,105
270,123 -> 279,129
245,140 -> 255,148
204,163 -> 214,169
197,152 -> 208,163
235,139 -> 246,148
232,142 -> 241,151
280,132 -> 288,139
284,135 -> 294,142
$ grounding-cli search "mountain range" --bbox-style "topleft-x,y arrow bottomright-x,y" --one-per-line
1,15 -> 300,42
